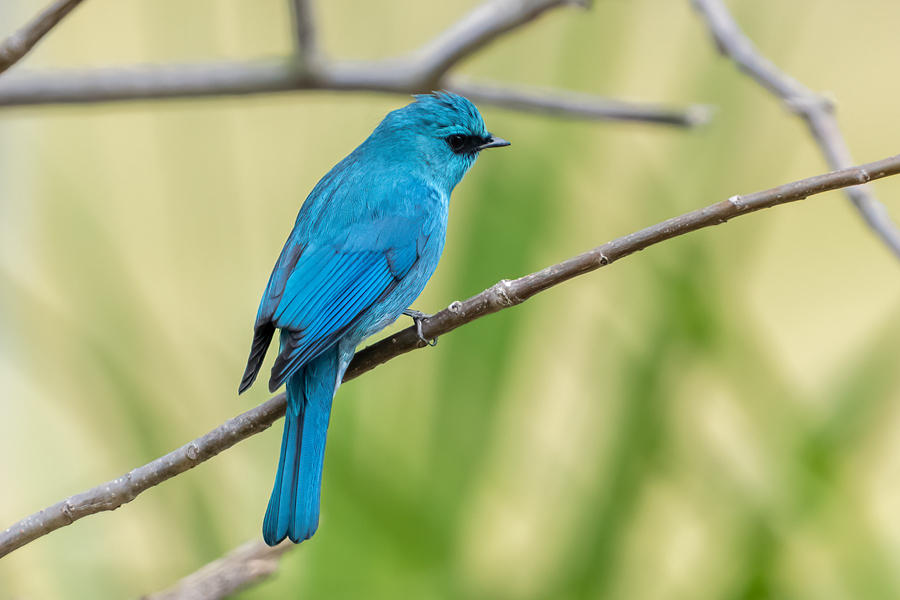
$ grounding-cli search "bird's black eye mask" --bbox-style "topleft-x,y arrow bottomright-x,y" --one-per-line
445,133 -> 491,154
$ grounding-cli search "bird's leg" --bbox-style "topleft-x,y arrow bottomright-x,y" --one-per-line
403,309 -> 438,347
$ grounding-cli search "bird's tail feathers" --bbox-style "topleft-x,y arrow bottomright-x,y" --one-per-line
262,353 -> 336,545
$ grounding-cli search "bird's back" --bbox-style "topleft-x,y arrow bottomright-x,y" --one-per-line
240,151 -> 449,393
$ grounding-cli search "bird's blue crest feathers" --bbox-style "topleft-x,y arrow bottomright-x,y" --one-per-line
374,91 -> 489,143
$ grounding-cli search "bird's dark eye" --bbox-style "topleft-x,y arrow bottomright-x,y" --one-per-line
446,134 -> 467,152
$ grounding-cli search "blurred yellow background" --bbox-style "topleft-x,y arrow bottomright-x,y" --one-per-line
2,0 -> 900,598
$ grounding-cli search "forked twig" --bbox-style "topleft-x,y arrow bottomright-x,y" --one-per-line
690,0 -> 900,259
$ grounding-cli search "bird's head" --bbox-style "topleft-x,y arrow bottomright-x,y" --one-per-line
370,92 -> 509,192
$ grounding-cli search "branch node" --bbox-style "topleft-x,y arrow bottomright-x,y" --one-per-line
490,279 -> 520,308
448,300 -> 464,315
186,442 -> 200,460
784,92 -> 833,116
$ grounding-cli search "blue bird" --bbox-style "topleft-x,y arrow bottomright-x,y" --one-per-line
239,92 -> 509,546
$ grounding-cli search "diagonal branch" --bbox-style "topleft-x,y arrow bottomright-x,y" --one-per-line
0,394 -> 287,559
142,540 -> 293,600
3,152 -> 900,560
0,0 -> 85,76
689,0 -> 900,260
409,0 -> 589,86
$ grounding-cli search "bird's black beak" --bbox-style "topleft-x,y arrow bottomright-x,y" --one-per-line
477,135 -> 511,151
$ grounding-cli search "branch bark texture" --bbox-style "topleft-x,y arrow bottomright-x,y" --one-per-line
141,541 -> 293,600
690,0 -> 900,259
0,395 -> 286,559
0,0 -> 84,75
3,152 -> 899,560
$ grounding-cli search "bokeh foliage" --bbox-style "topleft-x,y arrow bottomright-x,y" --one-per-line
2,0 -> 900,598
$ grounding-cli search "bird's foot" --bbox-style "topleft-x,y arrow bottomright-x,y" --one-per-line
403,309 -> 438,347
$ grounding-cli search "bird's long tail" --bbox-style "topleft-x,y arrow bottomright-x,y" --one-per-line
262,346 -> 338,546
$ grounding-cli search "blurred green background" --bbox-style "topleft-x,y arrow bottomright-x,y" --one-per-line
2,0 -> 900,598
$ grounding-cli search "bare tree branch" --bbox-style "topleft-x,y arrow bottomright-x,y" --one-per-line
288,0 -> 317,62
4,152 -> 899,560
0,394 -> 286,559
689,0 -> 900,260
141,541 -> 293,600
449,77 -> 713,126
0,60 -> 306,106
0,0 -> 585,104
408,0 -> 589,87
0,0 -> 704,128
0,60 -> 706,127
0,0 -> 84,76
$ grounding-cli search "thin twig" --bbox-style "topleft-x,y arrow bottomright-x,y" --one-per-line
409,0 -> 589,87
140,541 -> 293,600
288,0 -> 317,62
0,0 -> 84,76
689,0 -> 900,260
3,152 -> 899,560
449,77 -> 713,127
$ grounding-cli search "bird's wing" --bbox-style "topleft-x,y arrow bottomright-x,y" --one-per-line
260,211 -> 431,392
238,231 -> 304,394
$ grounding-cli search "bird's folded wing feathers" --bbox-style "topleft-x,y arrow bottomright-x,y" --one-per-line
263,213 -> 429,391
